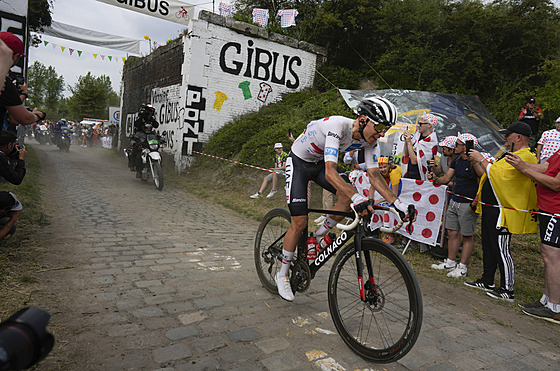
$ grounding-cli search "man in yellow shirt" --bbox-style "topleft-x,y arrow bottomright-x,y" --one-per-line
466,122 -> 538,301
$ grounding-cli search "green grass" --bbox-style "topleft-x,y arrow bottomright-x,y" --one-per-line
0,145 -> 49,319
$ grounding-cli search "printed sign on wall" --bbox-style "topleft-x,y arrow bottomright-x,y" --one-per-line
151,84 -> 181,153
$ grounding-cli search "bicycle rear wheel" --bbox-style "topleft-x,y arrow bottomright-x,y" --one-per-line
328,239 -> 422,363
254,208 -> 291,293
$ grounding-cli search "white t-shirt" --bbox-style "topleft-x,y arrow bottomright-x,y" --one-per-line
538,129 -> 560,163
291,116 -> 380,169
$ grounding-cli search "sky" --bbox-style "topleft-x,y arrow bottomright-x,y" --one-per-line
27,0 -> 216,97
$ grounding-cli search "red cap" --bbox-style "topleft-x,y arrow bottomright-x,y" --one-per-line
0,32 -> 26,58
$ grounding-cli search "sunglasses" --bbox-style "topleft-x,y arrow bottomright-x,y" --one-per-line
368,119 -> 390,133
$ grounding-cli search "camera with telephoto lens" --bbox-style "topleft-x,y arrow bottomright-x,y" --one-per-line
465,139 -> 474,155
0,307 -> 54,370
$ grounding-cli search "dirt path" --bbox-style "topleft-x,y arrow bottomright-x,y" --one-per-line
28,141 -> 559,370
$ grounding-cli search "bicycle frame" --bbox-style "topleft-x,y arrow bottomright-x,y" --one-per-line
301,207 -> 375,302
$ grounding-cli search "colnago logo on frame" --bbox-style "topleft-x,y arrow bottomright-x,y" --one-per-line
313,231 -> 348,267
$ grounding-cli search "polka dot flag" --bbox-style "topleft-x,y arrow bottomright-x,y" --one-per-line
351,174 -> 447,246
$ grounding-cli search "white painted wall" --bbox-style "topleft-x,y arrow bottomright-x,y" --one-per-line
147,16 -> 320,170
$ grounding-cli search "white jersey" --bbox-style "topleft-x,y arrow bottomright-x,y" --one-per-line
291,116 -> 380,169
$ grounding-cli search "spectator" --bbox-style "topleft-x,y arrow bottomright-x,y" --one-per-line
466,122 -> 538,301
374,156 -> 401,196
536,116 -> 560,164
518,97 -> 543,149
399,112 -> 438,251
428,133 -> 480,278
430,136 -> 458,181
250,143 -> 288,198
0,130 -> 26,185
0,32 -> 45,130
506,148 -> 560,324
0,191 -> 22,240
402,112 -> 439,180
0,38 -> 13,93
343,148 -> 366,170
375,156 -> 401,244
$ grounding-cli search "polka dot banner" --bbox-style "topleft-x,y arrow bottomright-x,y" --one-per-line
358,177 -> 447,246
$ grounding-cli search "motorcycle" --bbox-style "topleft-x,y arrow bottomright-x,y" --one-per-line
56,127 -> 71,152
35,124 -> 50,145
125,131 -> 165,191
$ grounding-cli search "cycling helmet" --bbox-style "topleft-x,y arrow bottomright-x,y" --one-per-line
58,118 -> 66,124
355,96 -> 397,140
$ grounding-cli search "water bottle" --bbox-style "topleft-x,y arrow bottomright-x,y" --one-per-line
306,233 -> 317,261
317,232 -> 335,253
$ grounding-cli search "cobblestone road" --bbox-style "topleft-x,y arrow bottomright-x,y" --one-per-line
31,142 -> 558,370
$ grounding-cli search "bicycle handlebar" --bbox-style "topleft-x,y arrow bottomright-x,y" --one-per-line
336,202 -> 408,234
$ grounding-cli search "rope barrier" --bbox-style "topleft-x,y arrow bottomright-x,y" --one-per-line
192,151 -> 283,174
192,150 -> 555,218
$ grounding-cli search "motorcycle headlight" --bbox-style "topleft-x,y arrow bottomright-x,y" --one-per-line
148,139 -> 159,150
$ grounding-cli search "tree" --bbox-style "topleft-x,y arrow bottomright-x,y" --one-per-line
66,72 -> 120,120
27,61 -> 64,112
28,0 -> 53,46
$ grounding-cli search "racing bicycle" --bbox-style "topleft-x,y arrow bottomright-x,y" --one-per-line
254,202 -> 423,363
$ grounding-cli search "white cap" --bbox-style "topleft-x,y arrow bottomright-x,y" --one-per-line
556,116 -> 560,123
274,142 -> 283,149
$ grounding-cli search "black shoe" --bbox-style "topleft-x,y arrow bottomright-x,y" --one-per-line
136,171 -> 141,178
518,299 -> 545,309
464,279 -> 495,292
487,287 -> 515,302
522,306 -> 560,324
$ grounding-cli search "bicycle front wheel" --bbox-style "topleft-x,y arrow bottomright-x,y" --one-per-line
328,239 -> 422,363
254,208 -> 291,293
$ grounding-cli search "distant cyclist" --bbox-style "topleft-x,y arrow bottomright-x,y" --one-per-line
276,96 -> 413,301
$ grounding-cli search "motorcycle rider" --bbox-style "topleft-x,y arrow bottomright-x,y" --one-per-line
53,118 -> 69,146
129,104 -> 159,177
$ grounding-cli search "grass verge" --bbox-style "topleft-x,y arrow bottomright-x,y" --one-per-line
0,145 -> 50,320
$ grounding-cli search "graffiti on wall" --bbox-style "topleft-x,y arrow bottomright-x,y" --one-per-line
182,85 -> 205,156
151,84 -> 182,152
219,40 -> 302,89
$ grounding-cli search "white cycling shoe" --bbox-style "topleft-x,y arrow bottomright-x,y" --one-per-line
275,273 -> 294,302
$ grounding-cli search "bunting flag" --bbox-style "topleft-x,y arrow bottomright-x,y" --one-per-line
39,38 -> 131,63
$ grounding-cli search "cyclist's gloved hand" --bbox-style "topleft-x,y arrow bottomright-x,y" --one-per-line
392,198 -> 408,220
351,193 -> 370,214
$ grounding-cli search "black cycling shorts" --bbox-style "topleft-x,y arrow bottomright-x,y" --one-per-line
539,211 -> 560,248
285,153 -> 337,216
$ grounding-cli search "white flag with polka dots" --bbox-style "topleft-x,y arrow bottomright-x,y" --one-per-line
351,174 -> 447,246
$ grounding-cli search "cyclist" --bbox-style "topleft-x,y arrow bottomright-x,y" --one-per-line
276,96 -> 412,301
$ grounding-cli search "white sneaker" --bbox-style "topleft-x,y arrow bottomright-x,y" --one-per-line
250,192 -> 261,199
314,215 -> 326,224
431,261 -> 456,271
275,273 -> 294,301
447,265 -> 467,278
266,190 -> 278,198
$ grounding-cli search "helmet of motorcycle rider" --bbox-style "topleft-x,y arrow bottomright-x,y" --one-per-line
139,104 -> 156,117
